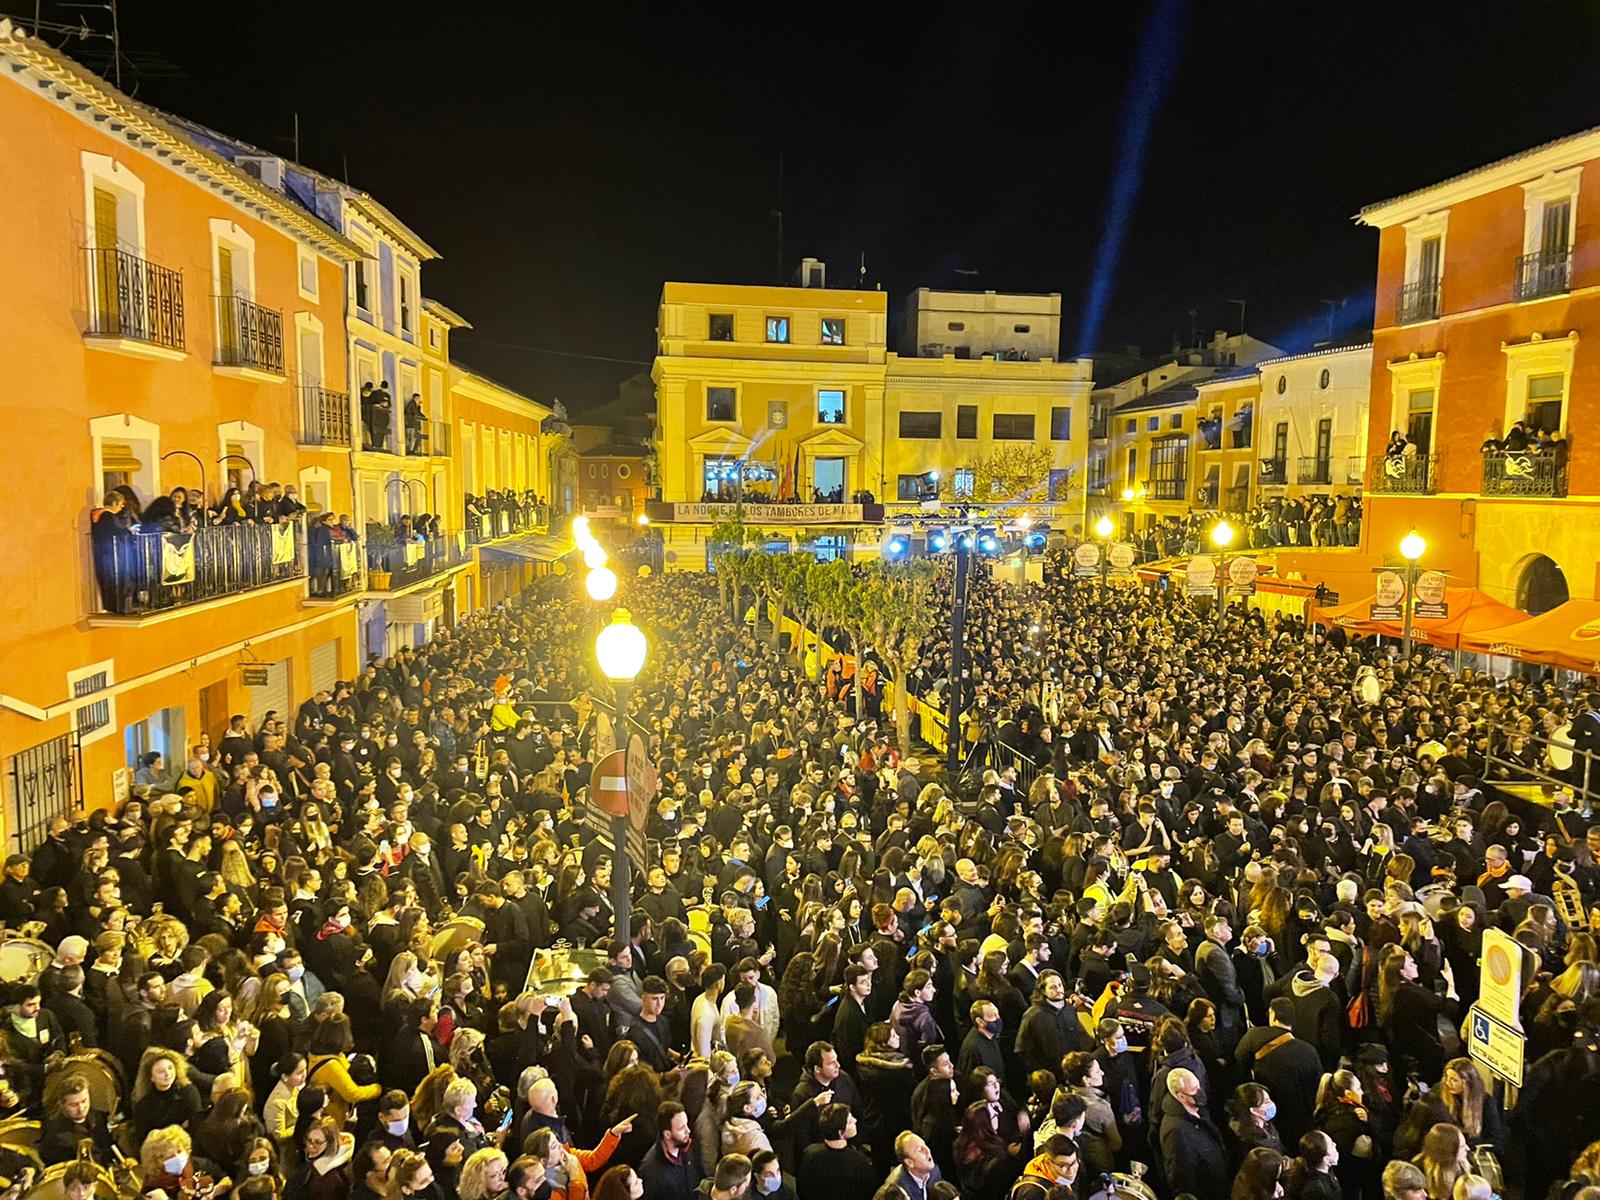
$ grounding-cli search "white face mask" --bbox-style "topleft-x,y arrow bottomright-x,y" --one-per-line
248,1161 -> 270,1177
164,1152 -> 189,1175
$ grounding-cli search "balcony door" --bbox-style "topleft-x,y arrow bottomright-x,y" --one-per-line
1542,200 -> 1572,258
92,186 -> 123,332
218,245 -> 239,360
1407,389 -> 1435,455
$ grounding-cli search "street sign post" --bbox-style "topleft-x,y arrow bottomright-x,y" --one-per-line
1371,570 -> 1405,621
1186,555 -> 1217,598
1468,1004 -> 1525,1086
1478,927 -> 1524,1029
590,749 -> 629,818
1073,543 -> 1102,579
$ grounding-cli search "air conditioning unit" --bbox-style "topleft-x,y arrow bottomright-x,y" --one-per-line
794,257 -> 827,288
238,155 -> 284,191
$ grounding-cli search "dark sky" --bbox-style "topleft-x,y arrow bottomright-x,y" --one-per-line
20,1 -> 1600,411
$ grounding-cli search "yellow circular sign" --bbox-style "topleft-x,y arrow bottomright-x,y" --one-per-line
552,562 -> 567,576
1486,942 -> 1513,986
638,564 -> 653,577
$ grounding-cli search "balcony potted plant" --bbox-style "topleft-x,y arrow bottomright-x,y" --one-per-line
364,521 -> 396,589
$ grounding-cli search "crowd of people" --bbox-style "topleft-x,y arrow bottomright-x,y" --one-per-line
1122,496 -> 1363,563
11,565 -> 1600,1200
465,493 -> 549,542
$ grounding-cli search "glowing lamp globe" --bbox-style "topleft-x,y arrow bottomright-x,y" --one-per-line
572,516 -> 592,542
1211,520 -> 1235,550
1093,515 -> 1114,540
595,611 -> 648,682
585,565 -> 618,602
583,544 -> 608,569
1120,488 -> 1136,502
1400,531 -> 1426,561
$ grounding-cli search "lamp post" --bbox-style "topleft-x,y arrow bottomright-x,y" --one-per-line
1211,518 -> 1235,617
595,609 -> 647,947
946,524 -> 973,776
1094,514 -> 1114,597
1399,529 -> 1426,660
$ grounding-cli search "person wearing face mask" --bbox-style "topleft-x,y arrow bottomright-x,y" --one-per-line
720,1081 -> 775,1159
1227,1082 -> 1286,1160
137,1126 -> 204,1200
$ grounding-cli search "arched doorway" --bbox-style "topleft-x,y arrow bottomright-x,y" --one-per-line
1517,554 -> 1569,615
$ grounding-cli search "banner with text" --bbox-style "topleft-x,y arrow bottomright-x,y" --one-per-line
673,502 -> 865,523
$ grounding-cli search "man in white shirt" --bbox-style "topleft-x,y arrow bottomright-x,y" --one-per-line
719,956 -> 780,1043
689,963 -> 727,1059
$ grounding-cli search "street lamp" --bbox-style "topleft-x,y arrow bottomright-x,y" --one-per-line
1211,519 -> 1236,616
585,565 -> 618,602
583,544 -> 608,570
595,609 -> 648,946
1094,514 -> 1115,596
1399,530 -> 1426,659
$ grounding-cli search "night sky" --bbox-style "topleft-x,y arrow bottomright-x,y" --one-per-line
16,1 -> 1600,411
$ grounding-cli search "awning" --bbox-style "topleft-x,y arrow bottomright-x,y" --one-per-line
1313,586 -> 1526,651
477,534 -> 574,563
1457,599 -> 1600,674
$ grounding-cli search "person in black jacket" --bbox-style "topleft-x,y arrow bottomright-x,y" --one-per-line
1194,912 -> 1248,1055
830,964 -> 873,1075
957,1001 -> 1006,1102
382,998 -> 440,1101
636,1102 -> 703,1200
39,1075 -> 113,1164
1160,1067 -> 1229,1200
1015,972 -> 1091,1079
1376,945 -> 1455,1082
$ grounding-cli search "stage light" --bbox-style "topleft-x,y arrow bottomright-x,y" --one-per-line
928,530 -> 949,552
883,535 -> 909,560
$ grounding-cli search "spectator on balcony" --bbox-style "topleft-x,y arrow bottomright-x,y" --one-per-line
310,514 -> 336,595
90,491 -> 135,612
279,486 -> 307,522
1385,431 -> 1407,460
405,394 -> 426,455
249,482 -> 284,524
141,491 -> 186,535
168,488 -> 201,532
1504,421 -> 1530,453
213,487 -> 251,526
363,382 -> 393,452
1480,429 -> 1503,456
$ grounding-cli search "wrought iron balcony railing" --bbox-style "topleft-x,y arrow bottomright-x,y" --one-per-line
1481,450 -> 1567,497
1370,452 -> 1439,494
84,247 -> 185,351
1259,457 -> 1286,484
213,294 -> 284,373
1396,277 -> 1441,324
1297,457 -> 1332,486
1514,248 -> 1572,301
298,386 -> 351,447
91,518 -> 305,616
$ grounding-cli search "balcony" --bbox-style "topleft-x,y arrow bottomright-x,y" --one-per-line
1481,450 -> 1567,497
1396,278 -> 1441,325
1346,455 -> 1367,485
1198,420 -> 1223,451
1259,457 -> 1286,485
1086,479 -> 1110,497
1151,477 -> 1189,502
467,504 -> 546,544
91,518 -> 305,617
366,535 -> 467,591
1223,485 -> 1249,512
298,386 -> 352,448
1230,422 -> 1253,450
1514,248 -> 1572,302
1297,457 -> 1332,486
83,248 -> 185,356
213,295 -> 284,376
1370,452 -> 1439,495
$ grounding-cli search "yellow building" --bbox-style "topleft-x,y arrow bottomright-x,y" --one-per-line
1106,382 -> 1203,538
1192,371 -> 1262,514
649,277 -> 1092,567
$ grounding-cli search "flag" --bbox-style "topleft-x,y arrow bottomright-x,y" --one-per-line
271,523 -> 296,565
793,442 -> 803,500
161,535 -> 195,584
337,541 -> 358,578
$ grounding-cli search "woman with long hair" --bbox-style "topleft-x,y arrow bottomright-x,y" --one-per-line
384,1149 -> 441,1200
1377,945 -> 1453,1081
1433,1059 -> 1506,1152
1227,1083 -> 1284,1162
1413,1123 -> 1471,1200
1532,963 -> 1600,1062
456,1149 -> 508,1200
1312,1070 -> 1375,1200
1231,1147 -> 1286,1200
953,1077 -> 1026,1200
1282,1131 -> 1340,1200
600,1064 -> 662,1168
137,1126 -> 198,1200
132,1049 -> 204,1139
778,952 -> 822,1049
590,1166 -> 642,1200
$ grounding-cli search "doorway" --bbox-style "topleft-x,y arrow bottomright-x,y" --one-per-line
812,457 -> 845,502
1517,554 -> 1569,615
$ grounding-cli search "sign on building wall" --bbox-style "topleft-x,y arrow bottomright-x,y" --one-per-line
674,502 -> 867,523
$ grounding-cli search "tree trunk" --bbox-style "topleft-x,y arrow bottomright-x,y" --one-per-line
894,664 -> 912,750
852,634 -> 865,719
769,590 -> 783,647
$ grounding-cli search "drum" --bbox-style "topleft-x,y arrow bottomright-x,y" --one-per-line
0,940 -> 52,984
1082,1169 -> 1160,1200
25,1158 -> 122,1200
430,917 -> 485,965
47,1050 -> 126,1122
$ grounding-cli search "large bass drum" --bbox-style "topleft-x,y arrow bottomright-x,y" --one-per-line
24,1159 -> 123,1200
46,1051 -> 127,1122
430,917 -> 485,965
0,940 -> 52,984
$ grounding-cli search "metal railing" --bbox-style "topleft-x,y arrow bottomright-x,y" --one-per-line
466,507 -> 546,543
1370,452 -> 1439,494
213,294 -> 284,373
1481,450 -> 1567,497
1086,480 -> 1110,497
1346,454 -> 1367,485
6,734 -> 80,855
366,535 -> 466,590
1297,457 -> 1332,485
1485,723 -> 1600,812
1396,277 -> 1441,324
1230,424 -> 1253,449
84,247 -> 185,351
1514,248 -> 1572,301
91,517 -> 306,615
1259,458 -> 1286,484
298,386 -> 351,447
1150,478 -> 1188,501
1223,485 -> 1249,512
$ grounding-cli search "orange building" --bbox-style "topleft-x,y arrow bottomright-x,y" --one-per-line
1347,126 -> 1600,612
0,23 -> 365,841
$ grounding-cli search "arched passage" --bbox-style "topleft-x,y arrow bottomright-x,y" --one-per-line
1516,553 -> 1569,615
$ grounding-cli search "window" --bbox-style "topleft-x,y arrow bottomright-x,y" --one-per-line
899,411 -> 942,439
1319,368 -> 1331,390
1149,436 -> 1189,500
957,405 -> 978,439
297,247 -> 319,301
1125,418 -> 1136,434
1316,419 -> 1333,471
399,273 -> 414,335
1088,454 -> 1107,493
1273,422 -> 1289,462
993,413 -> 1035,440
1125,448 -> 1138,483
947,321 -> 966,332
429,327 -> 440,350
354,258 -> 370,312
765,316 -> 790,343
1169,414 -> 1183,429
708,313 -> 734,341
953,468 -> 975,498
817,389 -> 846,424
1519,169 -> 1579,300
1277,375 -> 1288,395
1407,388 -> 1436,454
1527,373 -> 1565,433
1050,407 -> 1072,440
703,456 -> 742,497
897,473 -> 934,501
706,386 -> 736,422
1400,210 -> 1448,322
1014,324 -> 1031,334
820,318 -> 845,345
1147,417 -> 1160,432
70,666 -> 115,743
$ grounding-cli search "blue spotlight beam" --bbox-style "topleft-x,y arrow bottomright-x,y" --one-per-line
1076,0 -> 1190,356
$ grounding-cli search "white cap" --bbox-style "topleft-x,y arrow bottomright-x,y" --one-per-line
1506,875 -> 1533,892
